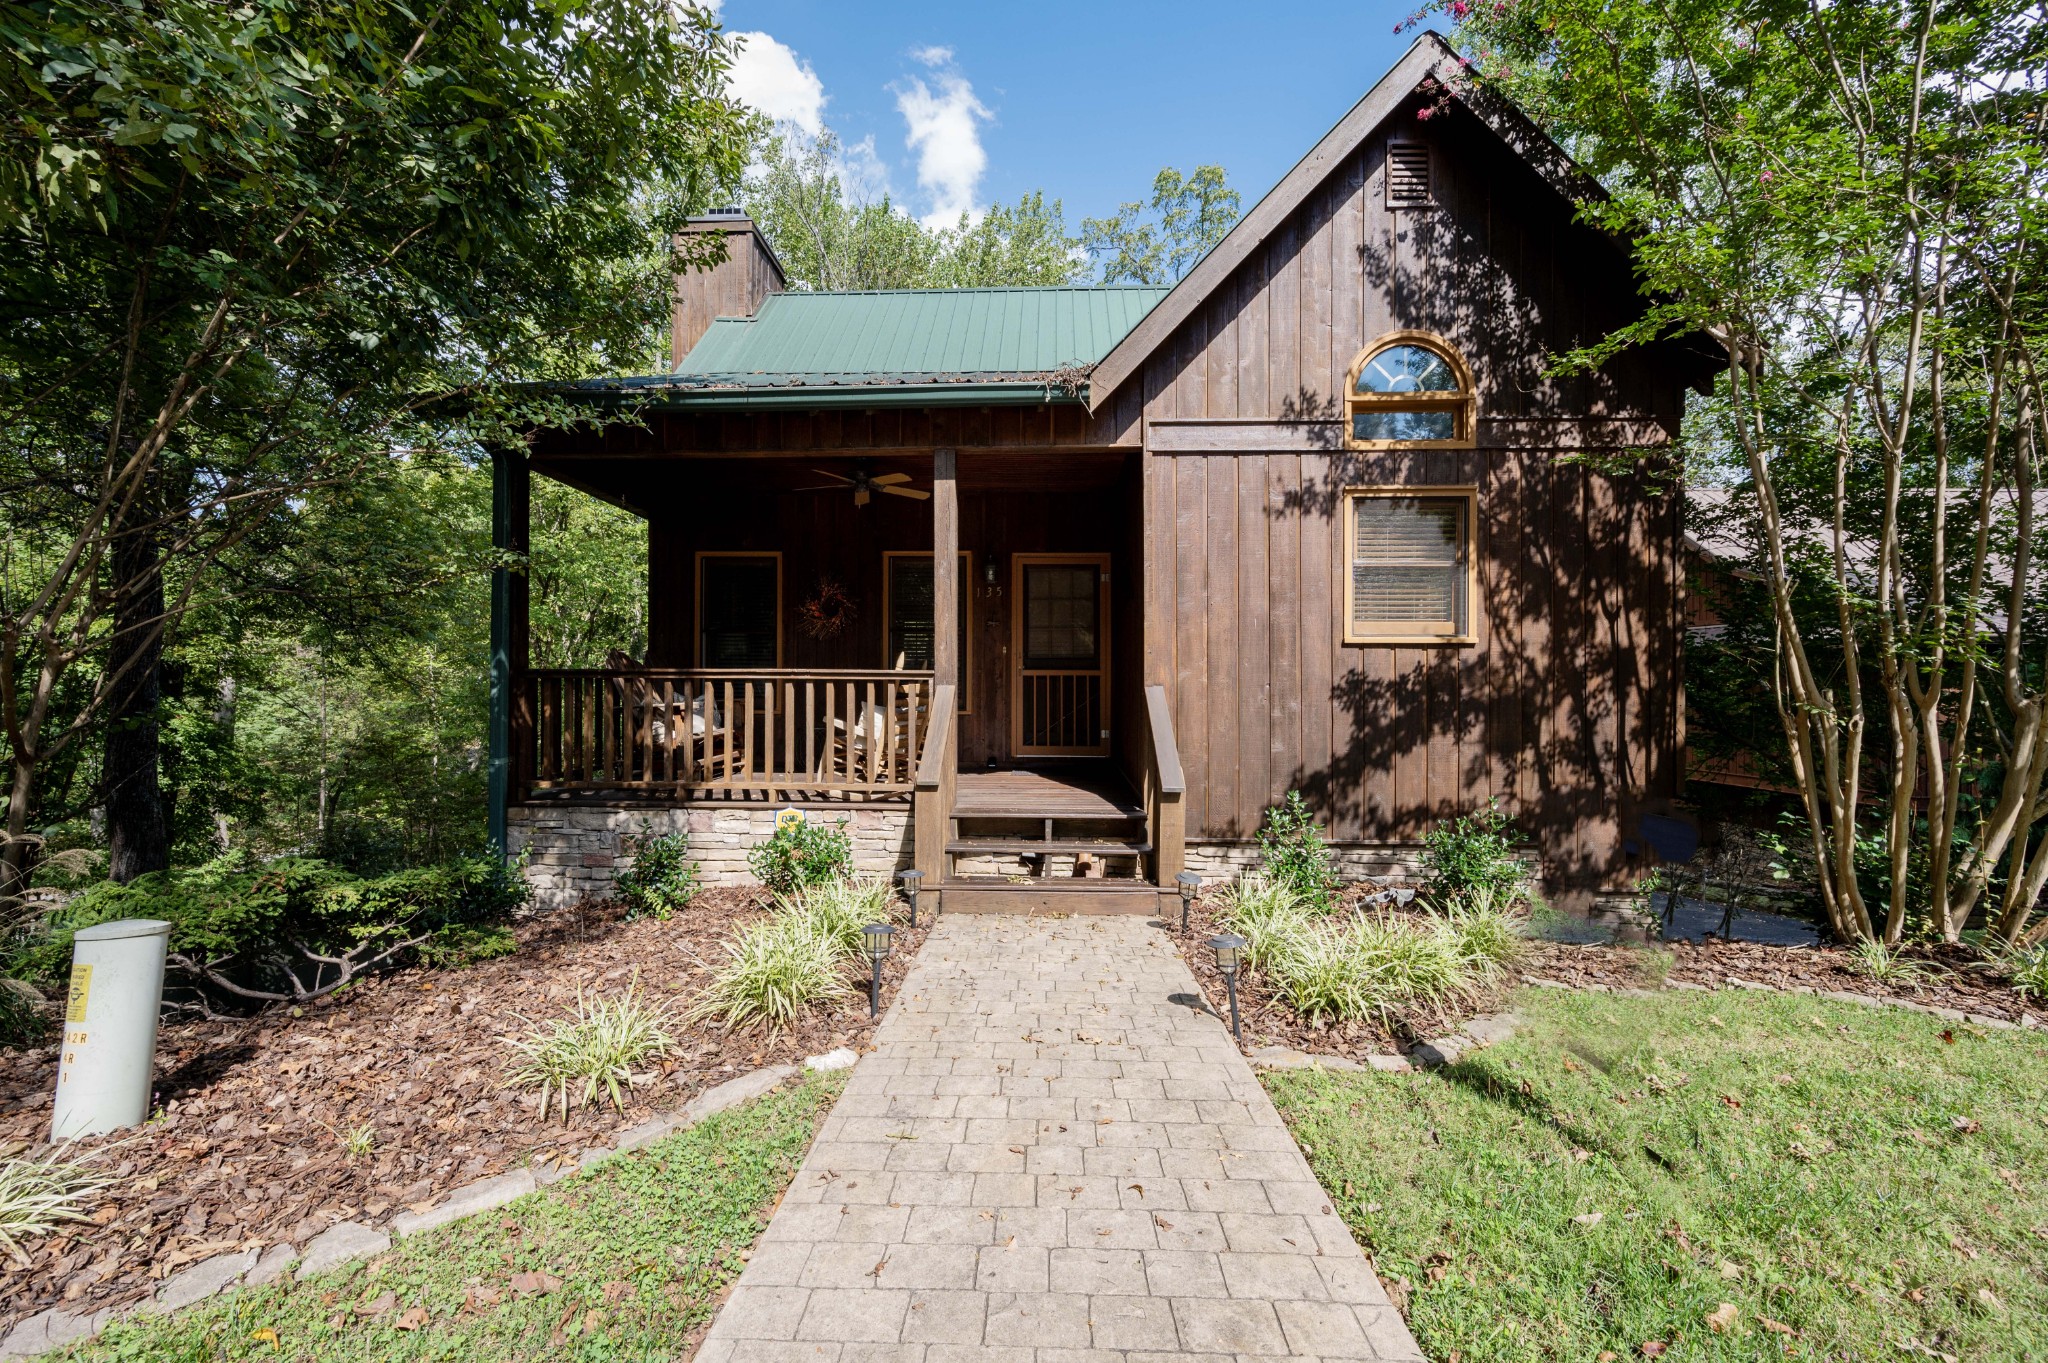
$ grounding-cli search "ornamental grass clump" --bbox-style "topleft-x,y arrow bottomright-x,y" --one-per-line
1432,883 -> 1529,984
0,1147 -> 112,1266
786,874 -> 892,956
508,976 -> 678,1121
2006,945 -> 2048,1002
687,915 -> 851,1032
1214,875 -> 1319,972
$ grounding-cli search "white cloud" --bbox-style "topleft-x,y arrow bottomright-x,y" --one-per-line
726,30 -> 826,134
894,48 -> 991,229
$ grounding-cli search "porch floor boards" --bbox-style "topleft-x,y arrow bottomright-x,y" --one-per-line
951,762 -> 1143,820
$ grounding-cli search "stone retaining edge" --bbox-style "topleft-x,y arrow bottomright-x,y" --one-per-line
0,1054 -> 853,1359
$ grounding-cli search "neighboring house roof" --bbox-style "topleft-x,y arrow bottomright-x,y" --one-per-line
1085,30 -> 1712,408
563,286 -> 1171,410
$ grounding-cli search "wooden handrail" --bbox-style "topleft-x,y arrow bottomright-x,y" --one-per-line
1145,685 -> 1185,795
914,684 -> 957,789
1142,684 -> 1186,888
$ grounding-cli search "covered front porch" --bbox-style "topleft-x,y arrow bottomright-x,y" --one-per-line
489,444 -> 1185,910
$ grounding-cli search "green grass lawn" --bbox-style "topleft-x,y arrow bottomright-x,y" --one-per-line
1265,988 -> 2048,1363
71,1074 -> 841,1363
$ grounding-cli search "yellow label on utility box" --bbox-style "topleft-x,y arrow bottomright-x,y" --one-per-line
64,963 -> 92,1023
775,807 -> 806,833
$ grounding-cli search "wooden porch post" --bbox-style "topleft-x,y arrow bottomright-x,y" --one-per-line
912,449 -> 959,911
932,449 -> 959,692
487,445 -> 531,858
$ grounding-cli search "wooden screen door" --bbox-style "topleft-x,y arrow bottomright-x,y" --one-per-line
1012,553 -> 1111,756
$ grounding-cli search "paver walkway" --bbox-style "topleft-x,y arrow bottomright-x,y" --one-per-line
698,914 -> 1425,1362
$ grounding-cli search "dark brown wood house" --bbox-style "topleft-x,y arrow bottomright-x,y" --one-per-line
490,33 -> 1713,916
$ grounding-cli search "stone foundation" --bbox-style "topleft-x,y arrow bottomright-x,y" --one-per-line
509,803 -> 912,911
1183,841 -> 1428,884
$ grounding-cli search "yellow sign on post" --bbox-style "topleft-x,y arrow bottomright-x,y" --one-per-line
775,808 -> 805,834
63,964 -> 92,1024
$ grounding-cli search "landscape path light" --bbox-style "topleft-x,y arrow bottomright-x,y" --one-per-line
862,922 -> 895,1017
1175,871 -> 1201,933
1207,932 -> 1246,1044
896,868 -> 923,929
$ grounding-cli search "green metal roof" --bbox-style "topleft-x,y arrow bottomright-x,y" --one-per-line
677,286 -> 1171,381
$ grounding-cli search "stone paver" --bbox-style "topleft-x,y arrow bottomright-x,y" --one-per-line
698,915 -> 1425,1362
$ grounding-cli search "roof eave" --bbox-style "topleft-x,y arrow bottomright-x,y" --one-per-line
553,380 -> 1087,413
1084,31 -> 1605,412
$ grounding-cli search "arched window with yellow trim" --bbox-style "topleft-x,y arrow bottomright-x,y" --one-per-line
1344,332 -> 1475,450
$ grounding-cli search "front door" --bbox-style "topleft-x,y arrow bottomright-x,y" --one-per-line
1011,554 -> 1111,757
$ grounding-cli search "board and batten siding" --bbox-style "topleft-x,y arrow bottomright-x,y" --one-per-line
1133,97 -> 1691,892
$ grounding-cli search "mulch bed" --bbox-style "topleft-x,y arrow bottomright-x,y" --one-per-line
1173,893 -> 2041,1065
1527,936 -> 2037,1021
0,888 -> 927,1331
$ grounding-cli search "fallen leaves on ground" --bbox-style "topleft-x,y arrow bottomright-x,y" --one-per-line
0,889 -> 928,1332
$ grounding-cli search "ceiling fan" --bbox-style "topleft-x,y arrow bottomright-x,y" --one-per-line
794,461 -> 931,507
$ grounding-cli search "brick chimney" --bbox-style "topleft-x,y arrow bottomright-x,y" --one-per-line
671,209 -> 786,369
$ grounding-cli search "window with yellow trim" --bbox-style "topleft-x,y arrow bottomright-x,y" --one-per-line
1343,488 -> 1476,643
1345,333 -> 1475,450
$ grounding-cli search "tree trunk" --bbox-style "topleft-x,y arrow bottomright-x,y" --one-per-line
104,522 -> 169,884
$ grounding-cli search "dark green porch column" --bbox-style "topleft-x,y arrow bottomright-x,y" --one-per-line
487,445 -> 530,858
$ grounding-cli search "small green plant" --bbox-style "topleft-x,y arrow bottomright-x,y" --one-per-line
687,916 -> 851,1031
338,1123 -> 376,1161
1849,938 -> 1931,989
415,922 -> 519,969
1270,923 -> 1384,1025
616,826 -> 701,919
0,980 -> 46,1049
1255,792 -> 1337,909
2006,944 -> 2048,1001
1627,945 -> 1676,986
1215,875 -> 1317,971
1420,799 -> 1525,901
508,976 -> 679,1121
747,819 -> 853,895
0,1146 -> 111,1266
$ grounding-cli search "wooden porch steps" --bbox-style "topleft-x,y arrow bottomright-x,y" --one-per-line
944,837 -> 1152,858
938,879 -> 1163,916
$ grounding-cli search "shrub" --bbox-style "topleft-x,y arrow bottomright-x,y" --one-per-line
0,1147 -> 111,1265
8,851 -> 530,1005
687,915 -> 851,1032
616,827 -> 701,919
507,977 -> 679,1121
747,819 -> 853,896
1420,799 -> 1526,901
1215,875 -> 1317,972
0,981 -> 46,1050
415,923 -> 519,969
1255,792 -> 1337,909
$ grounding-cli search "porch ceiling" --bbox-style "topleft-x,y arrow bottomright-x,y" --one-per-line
531,450 -> 1133,508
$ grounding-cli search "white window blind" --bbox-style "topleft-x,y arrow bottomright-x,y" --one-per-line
1349,496 -> 1467,636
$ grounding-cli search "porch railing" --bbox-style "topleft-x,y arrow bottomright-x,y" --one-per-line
525,668 -> 934,799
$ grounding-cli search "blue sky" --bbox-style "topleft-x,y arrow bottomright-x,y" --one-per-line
711,1 -> 1432,231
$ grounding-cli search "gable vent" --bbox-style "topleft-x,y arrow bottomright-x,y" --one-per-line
1386,143 -> 1432,207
